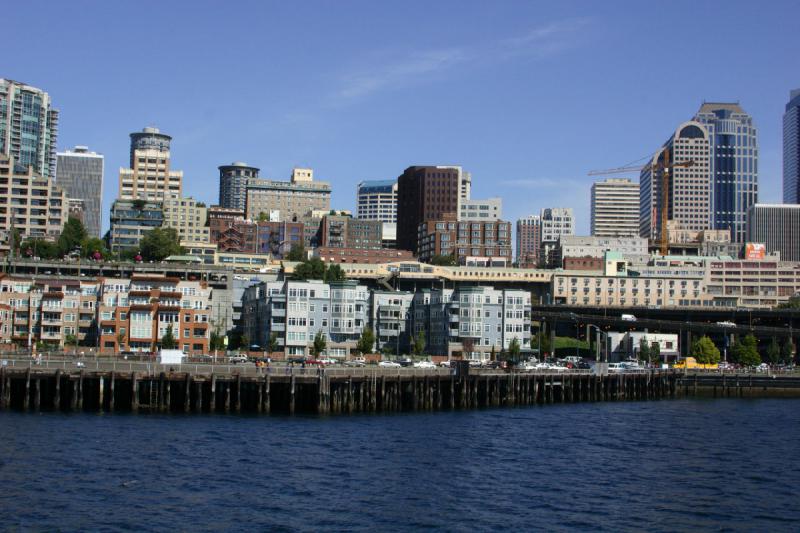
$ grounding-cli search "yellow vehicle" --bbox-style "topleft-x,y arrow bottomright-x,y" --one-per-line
674,357 -> 719,370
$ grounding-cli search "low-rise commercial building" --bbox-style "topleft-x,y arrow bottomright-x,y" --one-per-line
313,247 -> 414,264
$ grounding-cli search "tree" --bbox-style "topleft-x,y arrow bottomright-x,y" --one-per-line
356,327 -> 375,355
691,335 -> 721,365
650,342 -> 661,365
132,199 -> 146,211
731,334 -> 760,367
257,211 -> 269,222
508,337 -> 521,364
64,334 -> 77,348
778,295 -> 800,309
267,332 -> 280,356
324,263 -> 346,282
286,243 -> 306,261
781,337 -> 795,365
533,331 -> 551,356
58,217 -> 88,256
311,330 -> 327,358
81,237 -> 109,260
139,227 -> 183,261
490,345 -> 496,362
210,329 -> 226,352
293,257 -> 326,280
638,338 -> 651,362
766,337 -> 781,364
240,334 -> 250,351
412,330 -> 426,357
161,324 -> 176,350
21,238 -> 60,260
430,254 -> 457,266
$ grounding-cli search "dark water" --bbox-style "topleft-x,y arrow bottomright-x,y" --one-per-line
1,399 -> 799,532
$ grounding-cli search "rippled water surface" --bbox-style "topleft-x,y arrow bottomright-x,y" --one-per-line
1,399 -> 799,531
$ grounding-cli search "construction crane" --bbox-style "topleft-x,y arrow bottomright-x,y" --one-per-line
588,150 -> 694,256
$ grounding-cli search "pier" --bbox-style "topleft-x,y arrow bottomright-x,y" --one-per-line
2,363 -> 797,415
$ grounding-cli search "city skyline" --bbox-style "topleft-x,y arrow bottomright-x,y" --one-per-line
2,1 -> 797,235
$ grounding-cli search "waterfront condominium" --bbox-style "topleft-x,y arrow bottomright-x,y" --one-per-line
639,121 -> 711,241
784,89 -> 800,204
516,215 -> 541,268
591,178 -> 639,238
56,146 -> 104,237
0,79 -> 59,179
219,161 -> 260,211
118,127 -> 183,202
396,166 -> 464,253
356,179 -> 397,223
747,203 -> 800,262
694,102 -> 758,243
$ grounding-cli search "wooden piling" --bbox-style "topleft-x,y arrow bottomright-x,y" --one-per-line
98,376 -> 104,412
131,373 -> 139,412
54,369 -> 61,411
77,370 -> 84,411
24,369 -> 30,411
289,373 -> 296,415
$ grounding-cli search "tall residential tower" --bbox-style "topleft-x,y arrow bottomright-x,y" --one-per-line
219,162 -> 260,211
118,127 -> 183,202
0,79 -> 59,178
591,178 -> 640,238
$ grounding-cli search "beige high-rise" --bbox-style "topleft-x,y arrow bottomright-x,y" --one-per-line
118,127 -> 183,202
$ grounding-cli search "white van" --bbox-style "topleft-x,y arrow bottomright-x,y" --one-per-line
621,314 -> 637,322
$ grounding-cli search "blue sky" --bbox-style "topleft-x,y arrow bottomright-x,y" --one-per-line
4,0 -> 798,234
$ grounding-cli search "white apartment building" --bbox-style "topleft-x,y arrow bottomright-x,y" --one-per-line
356,180 -> 397,223
591,178 -> 640,238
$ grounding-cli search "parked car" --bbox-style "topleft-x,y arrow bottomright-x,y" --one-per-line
344,359 -> 366,367
621,314 -> 637,322
438,360 -> 451,367
379,361 -> 401,368
229,355 -> 248,364
413,360 -> 436,369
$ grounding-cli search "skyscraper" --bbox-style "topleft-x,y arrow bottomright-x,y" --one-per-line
219,162 -> 260,211
118,127 -> 183,201
56,146 -> 104,237
639,121 -> 711,241
591,178 -> 640,238
694,102 -> 758,243
0,79 -> 59,178
396,166 -> 462,253
783,89 -> 800,204
516,215 -> 541,268
356,180 -> 397,222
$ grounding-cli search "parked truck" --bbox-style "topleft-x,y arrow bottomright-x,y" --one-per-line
158,349 -> 186,365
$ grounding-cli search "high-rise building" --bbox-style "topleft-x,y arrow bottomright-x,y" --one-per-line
694,102 -> 758,243
783,89 -> 800,204
356,179 -> 397,222
219,162 -> 260,211
56,146 -> 104,237
639,121 -> 711,241
244,168 -> 330,221
591,178 -> 639,238
747,204 -> 800,262
459,198 -> 502,221
396,166 -> 463,253
118,127 -> 183,202
0,79 -> 59,179
0,153 -> 68,248
516,215 -> 541,268
162,193 -> 209,244
539,207 -> 574,267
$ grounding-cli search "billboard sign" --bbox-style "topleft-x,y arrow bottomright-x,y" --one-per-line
744,242 -> 766,260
